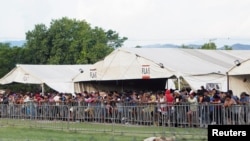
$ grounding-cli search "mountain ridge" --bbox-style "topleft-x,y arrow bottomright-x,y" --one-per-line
141,43 -> 250,50
1,40 -> 250,50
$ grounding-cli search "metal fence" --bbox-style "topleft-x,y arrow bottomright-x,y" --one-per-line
0,102 -> 249,140
1,102 -> 249,126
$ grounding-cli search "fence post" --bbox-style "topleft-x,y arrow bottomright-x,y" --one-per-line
67,105 -> 70,130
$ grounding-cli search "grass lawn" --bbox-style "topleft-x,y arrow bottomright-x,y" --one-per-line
0,118 -> 208,141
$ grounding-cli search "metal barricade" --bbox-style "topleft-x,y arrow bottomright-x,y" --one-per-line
0,102 -> 250,129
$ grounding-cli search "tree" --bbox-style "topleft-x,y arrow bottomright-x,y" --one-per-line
222,45 -> 232,50
25,17 -> 127,64
106,29 -> 128,48
180,44 -> 194,49
25,24 -> 49,64
0,43 -> 20,77
200,42 -> 217,49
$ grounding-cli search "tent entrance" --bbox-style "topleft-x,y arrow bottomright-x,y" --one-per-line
75,78 -> 169,93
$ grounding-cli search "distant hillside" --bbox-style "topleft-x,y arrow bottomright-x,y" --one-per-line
142,43 -> 179,48
231,43 -> 250,50
1,40 -> 26,47
142,43 -> 202,49
1,40 -> 250,50
142,43 -> 250,50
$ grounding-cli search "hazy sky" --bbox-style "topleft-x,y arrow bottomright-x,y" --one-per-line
1,0 -> 250,47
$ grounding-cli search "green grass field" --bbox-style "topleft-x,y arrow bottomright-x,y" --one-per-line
0,118 -> 208,141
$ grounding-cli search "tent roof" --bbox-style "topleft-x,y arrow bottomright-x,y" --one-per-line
119,47 -> 250,76
0,64 -> 91,93
73,48 -> 175,82
72,47 -> 249,92
228,58 -> 250,75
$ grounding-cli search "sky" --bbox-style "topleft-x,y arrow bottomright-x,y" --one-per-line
1,0 -> 250,48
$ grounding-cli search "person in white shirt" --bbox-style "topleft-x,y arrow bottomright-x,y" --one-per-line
186,92 -> 198,127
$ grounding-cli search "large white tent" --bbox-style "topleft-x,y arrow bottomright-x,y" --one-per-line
73,48 -> 175,82
227,59 -> 250,96
74,47 -> 250,94
73,48 -> 176,92
1,48 -> 249,95
0,64 -> 92,94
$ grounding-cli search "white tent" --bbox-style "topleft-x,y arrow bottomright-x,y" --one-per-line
228,59 -> 250,96
0,64 -> 92,94
73,48 -> 175,82
73,47 -> 250,94
73,48 -> 176,92
183,73 -> 227,91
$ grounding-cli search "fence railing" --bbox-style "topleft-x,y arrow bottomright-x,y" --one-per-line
2,102 -> 249,140
1,102 -> 249,127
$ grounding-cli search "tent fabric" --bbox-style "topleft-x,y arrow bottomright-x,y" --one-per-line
73,49 -> 175,82
227,59 -> 250,96
73,48 -> 250,93
229,75 -> 250,96
119,48 -> 250,76
228,59 -> 250,75
0,64 -> 92,93
1,48 -> 250,95
182,73 -> 227,92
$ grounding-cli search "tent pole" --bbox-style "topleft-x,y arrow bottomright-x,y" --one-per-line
41,83 -> 44,95
178,77 -> 181,90
122,80 -> 123,92
226,72 -> 229,92
165,79 -> 168,90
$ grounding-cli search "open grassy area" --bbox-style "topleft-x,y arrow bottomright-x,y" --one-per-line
0,118 -> 208,141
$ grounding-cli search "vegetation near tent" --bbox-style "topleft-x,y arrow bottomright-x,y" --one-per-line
180,42 -> 232,50
25,17 -> 127,64
0,17 -> 127,91
0,17 -> 127,75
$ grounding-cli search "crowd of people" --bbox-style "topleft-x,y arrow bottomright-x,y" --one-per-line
0,86 -> 249,127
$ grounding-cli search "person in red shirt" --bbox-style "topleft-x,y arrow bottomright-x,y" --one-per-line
165,89 -> 174,104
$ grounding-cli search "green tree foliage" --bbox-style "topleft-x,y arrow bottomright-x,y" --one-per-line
200,42 -> 217,49
106,29 -> 128,48
25,17 -> 127,64
223,45 -> 232,50
180,44 -> 194,49
25,24 -> 49,64
0,17 -> 127,90
0,43 -> 22,77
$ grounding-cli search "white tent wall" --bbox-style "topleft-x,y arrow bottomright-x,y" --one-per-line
73,48 -> 175,82
121,48 -> 250,75
229,75 -> 250,96
0,64 -> 92,94
228,59 -> 250,96
0,65 -> 43,84
108,48 -> 250,92
228,59 -> 250,75
73,48 -> 176,93
182,73 -> 227,92
46,82 -> 75,94
73,48 -> 250,93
